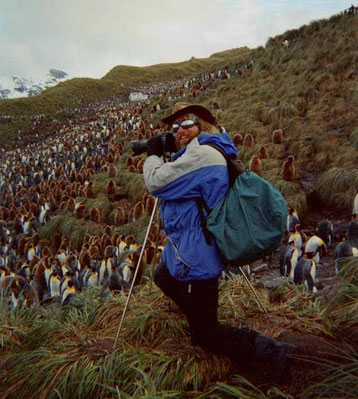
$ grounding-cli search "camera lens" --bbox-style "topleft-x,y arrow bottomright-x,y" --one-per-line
131,140 -> 148,155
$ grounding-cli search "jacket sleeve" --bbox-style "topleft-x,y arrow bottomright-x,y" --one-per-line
143,143 -> 228,201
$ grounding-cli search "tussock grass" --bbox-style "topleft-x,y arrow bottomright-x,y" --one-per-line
302,356 -> 358,399
321,258 -> 358,336
1,266 -> 358,398
39,211 -> 102,250
315,168 -> 358,211
198,375 -> 293,398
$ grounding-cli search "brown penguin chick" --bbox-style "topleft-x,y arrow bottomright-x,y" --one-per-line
133,201 -> 144,221
125,235 -> 135,248
13,215 -> 23,234
149,223 -> 160,242
106,179 -> 116,198
17,236 -> 27,256
107,152 -> 114,164
145,246 -> 156,265
104,244 -> 114,259
69,169 -> 77,182
42,245 -> 53,258
89,207 -> 101,223
86,182 -> 95,199
2,207 -> 9,220
59,237 -> 69,252
243,134 -> 254,147
212,101 -> 220,109
281,155 -> 295,181
111,232 -> 120,246
249,155 -> 262,175
131,246 -> 147,285
126,156 -> 134,168
52,232 -> 62,253
108,164 -> 117,178
79,249 -> 91,268
30,202 -> 39,217
272,129 -> 283,144
34,261 -> 47,291
60,194 -> 69,204
232,133 -> 243,146
258,146 -> 268,159
9,207 -> 17,221
104,225 -> 112,236
236,159 -> 245,169
133,156 -> 142,167
29,255 -> 41,272
75,203 -> 87,219
90,245 -> 101,259
136,159 -> 144,173
102,235 -> 112,251
67,197 -> 76,212
144,195 -> 156,214
127,165 -> 136,173
114,207 -> 126,226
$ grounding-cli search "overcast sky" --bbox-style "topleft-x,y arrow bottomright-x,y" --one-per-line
0,0 -> 350,79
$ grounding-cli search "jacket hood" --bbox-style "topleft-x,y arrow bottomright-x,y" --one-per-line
172,131 -> 237,161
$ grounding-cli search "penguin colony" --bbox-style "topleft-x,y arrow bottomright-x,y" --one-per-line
280,207 -> 358,293
0,64 -> 357,309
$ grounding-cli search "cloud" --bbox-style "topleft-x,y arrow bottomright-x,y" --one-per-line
0,0 -> 350,78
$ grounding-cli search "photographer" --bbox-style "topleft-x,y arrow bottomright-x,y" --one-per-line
143,103 -> 296,380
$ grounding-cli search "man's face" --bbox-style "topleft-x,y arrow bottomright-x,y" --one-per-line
173,117 -> 200,149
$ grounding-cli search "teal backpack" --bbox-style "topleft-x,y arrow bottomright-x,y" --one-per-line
196,144 -> 287,267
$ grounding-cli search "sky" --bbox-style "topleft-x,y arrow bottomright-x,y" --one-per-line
0,0 -> 351,79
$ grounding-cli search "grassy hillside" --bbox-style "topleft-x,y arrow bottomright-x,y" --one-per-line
0,48 -> 251,117
1,11 -> 358,399
1,258 -> 357,398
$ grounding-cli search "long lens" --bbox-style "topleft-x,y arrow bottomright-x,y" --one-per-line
131,140 -> 148,155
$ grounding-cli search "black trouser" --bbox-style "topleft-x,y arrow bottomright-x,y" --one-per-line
154,263 -> 258,363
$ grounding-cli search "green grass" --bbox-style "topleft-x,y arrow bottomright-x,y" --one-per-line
1,264 -> 358,398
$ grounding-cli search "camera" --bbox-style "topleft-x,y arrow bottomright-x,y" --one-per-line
131,140 -> 148,155
131,131 -> 175,155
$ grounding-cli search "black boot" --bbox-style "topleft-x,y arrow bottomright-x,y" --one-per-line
252,334 -> 297,382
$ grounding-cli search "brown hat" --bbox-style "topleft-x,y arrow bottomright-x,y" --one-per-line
161,104 -> 217,126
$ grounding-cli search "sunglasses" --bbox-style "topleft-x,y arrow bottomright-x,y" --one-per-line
172,118 -> 197,133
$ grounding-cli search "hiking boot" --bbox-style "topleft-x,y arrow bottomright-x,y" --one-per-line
252,334 -> 297,382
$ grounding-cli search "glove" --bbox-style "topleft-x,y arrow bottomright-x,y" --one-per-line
162,131 -> 177,153
147,135 -> 164,157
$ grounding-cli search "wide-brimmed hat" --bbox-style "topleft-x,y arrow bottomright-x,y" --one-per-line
161,104 -> 217,126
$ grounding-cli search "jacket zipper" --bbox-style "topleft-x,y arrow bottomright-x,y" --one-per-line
167,236 -> 193,277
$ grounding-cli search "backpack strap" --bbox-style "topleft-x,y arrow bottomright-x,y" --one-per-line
194,197 -> 212,245
194,143 -> 244,246
205,143 -> 244,187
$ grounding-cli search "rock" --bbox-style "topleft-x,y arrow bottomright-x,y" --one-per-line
262,276 -> 287,289
252,263 -> 269,273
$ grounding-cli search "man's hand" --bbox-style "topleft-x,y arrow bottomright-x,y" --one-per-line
147,135 -> 164,157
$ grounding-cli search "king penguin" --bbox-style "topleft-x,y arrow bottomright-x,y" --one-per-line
61,280 -> 77,305
304,235 -> 327,264
288,225 -> 303,257
280,241 -> 299,279
294,253 -> 317,293
49,271 -> 61,298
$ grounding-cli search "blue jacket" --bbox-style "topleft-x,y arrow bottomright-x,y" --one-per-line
143,132 -> 237,281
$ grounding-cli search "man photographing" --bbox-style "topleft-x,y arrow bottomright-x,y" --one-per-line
143,102 -> 296,381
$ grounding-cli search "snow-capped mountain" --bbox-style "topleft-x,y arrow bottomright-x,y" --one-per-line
0,69 -> 70,100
